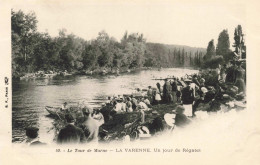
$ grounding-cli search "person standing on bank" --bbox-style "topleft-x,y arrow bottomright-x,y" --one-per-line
147,86 -> 153,102
163,79 -> 172,103
57,114 -> 86,144
181,79 -> 195,117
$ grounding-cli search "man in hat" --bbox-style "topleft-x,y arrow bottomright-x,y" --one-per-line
173,105 -> 191,128
57,114 -> 86,144
181,79 -> 194,117
24,127 -> 46,146
61,102 -> 69,112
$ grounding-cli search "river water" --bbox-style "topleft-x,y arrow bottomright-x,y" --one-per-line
12,68 -> 198,143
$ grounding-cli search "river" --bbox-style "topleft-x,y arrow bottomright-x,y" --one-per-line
12,68 -> 198,143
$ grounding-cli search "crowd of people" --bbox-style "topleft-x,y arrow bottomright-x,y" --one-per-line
23,59 -> 246,146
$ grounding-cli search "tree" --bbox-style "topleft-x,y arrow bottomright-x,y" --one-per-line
216,29 -> 231,61
204,39 -> 216,60
233,25 -> 246,59
12,9 -> 38,74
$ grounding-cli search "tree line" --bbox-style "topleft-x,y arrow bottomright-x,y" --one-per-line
12,9 -> 207,77
203,25 -> 246,68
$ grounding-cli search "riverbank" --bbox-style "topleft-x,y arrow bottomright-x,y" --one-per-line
13,67 -> 155,81
14,66 -> 201,81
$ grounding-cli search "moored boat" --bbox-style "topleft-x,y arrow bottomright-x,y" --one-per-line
45,106 -> 63,117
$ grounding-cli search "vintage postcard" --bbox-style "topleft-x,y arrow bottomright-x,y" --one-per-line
0,0 -> 260,164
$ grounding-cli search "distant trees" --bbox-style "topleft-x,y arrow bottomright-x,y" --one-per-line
201,25 -> 246,69
144,43 -> 205,68
12,10 -> 247,76
11,9 -> 206,77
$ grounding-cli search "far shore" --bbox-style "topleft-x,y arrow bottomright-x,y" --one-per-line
13,66 -> 199,81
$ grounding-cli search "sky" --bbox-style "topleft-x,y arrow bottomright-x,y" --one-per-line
12,1 -> 246,48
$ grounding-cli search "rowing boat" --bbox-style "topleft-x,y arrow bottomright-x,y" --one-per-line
45,106 -> 63,117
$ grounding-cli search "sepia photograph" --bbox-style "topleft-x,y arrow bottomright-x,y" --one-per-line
1,0 -> 260,164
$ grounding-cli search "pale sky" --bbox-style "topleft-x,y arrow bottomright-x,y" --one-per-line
13,1 -> 246,48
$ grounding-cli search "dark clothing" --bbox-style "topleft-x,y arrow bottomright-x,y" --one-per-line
204,91 -> 215,103
132,98 -> 138,110
226,66 -> 237,84
172,91 -> 177,103
176,90 -> 181,102
181,86 -> 194,104
163,81 -> 172,102
171,81 -> 178,91
176,90 -> 181,97
175,114 -> 191,127
148,117 -> 164,135
57,124 -> 86,144
156,83 -> 161,93
100,105 -> 113,123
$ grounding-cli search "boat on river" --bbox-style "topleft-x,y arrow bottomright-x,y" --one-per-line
45,106 -> 63,117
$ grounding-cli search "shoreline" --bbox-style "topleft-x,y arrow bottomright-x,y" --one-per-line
13,66 -> 199,81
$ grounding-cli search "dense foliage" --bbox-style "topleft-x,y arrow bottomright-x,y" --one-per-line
11,10 -> 206,77
203,25 -> 246,68
216,29 -> 232,61
204,39 -> 216,61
